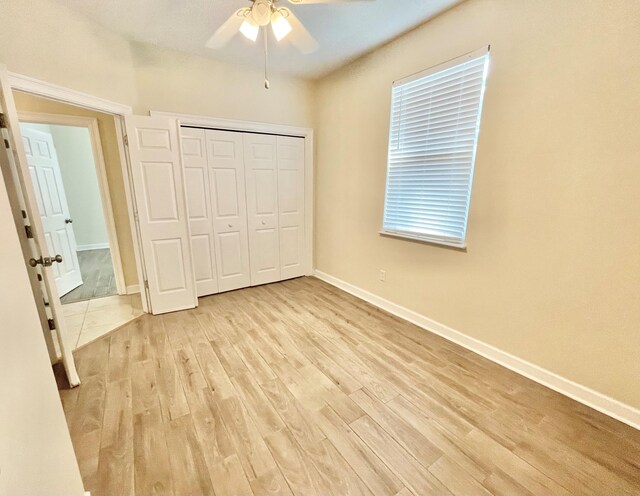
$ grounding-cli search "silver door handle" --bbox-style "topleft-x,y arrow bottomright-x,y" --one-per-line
29,254 -> 63,267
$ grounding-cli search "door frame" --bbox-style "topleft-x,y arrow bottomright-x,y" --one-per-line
151,110 -> 315,277
17,111 -> 127,296
8,71 -> 151,313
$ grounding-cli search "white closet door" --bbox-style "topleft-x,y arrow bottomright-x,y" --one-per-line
206,129 -> 251,292
277,136 -> 306,280
125,115 -> 196,314
180,127 -> 218,297
244,133 -> 281,286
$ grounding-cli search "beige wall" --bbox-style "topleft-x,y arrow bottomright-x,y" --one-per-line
131,42 -> 313,127
0,0 -> 313,126
315,0 -> 640,409
15,92 -> 139,287
0,0 -> 137,105
0,140 -> 85,495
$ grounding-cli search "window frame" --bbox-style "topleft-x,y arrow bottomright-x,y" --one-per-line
380,46 -> 490,249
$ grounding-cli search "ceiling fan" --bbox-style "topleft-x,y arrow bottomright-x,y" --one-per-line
206,0 -> 369,88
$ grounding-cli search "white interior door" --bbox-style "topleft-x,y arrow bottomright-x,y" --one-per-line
125,115 -> 196,315
21,126 -> 83,296
0,64 -> 79,386
244,133 -> 281,286
277,136 -> 306,280
206,129 -> 251,292
180,127 -> 219,298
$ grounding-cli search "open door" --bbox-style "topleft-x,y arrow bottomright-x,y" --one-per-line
0,65 -> 80,386
124,115 -> 197,314
20,125 -> 84,296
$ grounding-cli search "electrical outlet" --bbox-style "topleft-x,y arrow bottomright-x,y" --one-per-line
379,270 -> 386,282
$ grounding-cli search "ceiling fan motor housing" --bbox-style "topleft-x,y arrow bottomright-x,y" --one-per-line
252,0 -> 273,26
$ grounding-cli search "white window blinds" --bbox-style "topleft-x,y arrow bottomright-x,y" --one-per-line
382,47 -> 490,248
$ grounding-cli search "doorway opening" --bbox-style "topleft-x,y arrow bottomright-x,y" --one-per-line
15,92 -> 144,350
19,122 -> 116,301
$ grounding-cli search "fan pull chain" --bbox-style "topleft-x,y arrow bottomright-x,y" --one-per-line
264,27 -> 270,90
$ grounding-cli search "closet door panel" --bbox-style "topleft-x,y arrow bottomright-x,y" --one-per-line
277,136 -> 305,280
206,130 -> 251,292
218,231 -> 245,277
124,115 -> 196,314
244,133 -> 280,286
181,127 -> 218,297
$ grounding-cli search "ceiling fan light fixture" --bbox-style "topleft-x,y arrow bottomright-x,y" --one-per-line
239,17 -> 259,42
271,10 -> 292,42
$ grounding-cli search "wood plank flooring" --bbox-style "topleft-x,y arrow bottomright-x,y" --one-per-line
60,248 -> 117,304
59,277 -> 640,496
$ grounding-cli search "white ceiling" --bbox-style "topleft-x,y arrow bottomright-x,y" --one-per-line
55,0 -> 463,79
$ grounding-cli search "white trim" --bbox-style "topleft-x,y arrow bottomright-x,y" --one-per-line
115,117 -> 150,313
8,72 -> 132,115
17,111 -> 127,295
126,284 -> 140,295
380,230 -> 467,250
314,270 -> 640,431
150,111 -> 315,276
394,45 -> 490,87
151,111 -> 311,138
76,243 -> 111,251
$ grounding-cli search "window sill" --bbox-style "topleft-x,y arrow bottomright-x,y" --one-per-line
379,230 -> 467,251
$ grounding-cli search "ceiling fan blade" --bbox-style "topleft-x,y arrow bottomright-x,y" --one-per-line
287,0 -> 373,4
282,9 -> 319,54
205,9 -> 247,49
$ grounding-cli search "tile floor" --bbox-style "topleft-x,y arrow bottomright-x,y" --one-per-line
61,293 -> 143,349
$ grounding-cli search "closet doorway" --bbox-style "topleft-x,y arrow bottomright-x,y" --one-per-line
124,112 -> 314,315
181,128 -> 307,297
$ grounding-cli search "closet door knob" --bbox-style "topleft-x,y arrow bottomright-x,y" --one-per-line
228,224 -> 233,228
261,220 -> 266,225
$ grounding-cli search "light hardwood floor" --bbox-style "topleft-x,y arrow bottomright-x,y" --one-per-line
58,277 -> 640,496
60,249 -> 117,304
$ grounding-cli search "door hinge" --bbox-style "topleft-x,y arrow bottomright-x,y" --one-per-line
144,279 -> 149,290
47,318 -> 56,330
3,138 -> 9,149
123,134 -> 129,146
37,273 -> 42,281
25,225 -> 33,238
21,209 -> 27,219
0,113 -> 6,129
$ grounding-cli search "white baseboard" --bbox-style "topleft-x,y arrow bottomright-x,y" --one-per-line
126,284 -> 140,295
313,270 -> 640,431
76,242 -> 110,251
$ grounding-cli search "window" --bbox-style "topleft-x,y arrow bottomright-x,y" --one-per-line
382,47 -> 490,248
